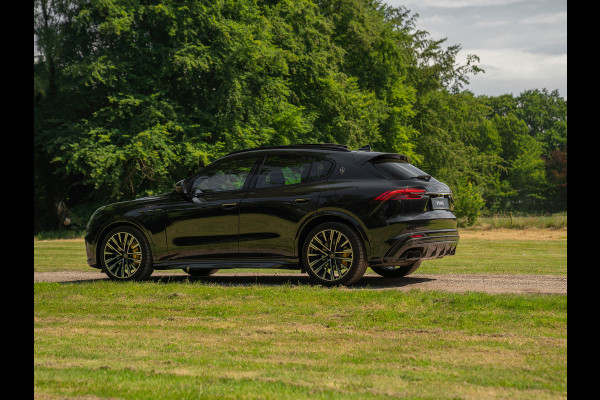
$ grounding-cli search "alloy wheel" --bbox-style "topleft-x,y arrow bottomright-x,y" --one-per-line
103,231 -> 143,279
306,229 -> 354,281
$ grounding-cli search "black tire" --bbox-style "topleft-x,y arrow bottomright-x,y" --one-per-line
302,222 -> 368,286
100,226 -> 154,281
371,260 -> 422,278
184,268 -> 219,277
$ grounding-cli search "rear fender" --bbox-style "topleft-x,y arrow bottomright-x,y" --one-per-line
295,209 -> 371,258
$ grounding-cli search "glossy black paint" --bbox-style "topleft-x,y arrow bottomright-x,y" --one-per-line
85,145 -> 459,271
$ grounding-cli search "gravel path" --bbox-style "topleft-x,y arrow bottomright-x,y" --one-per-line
34,271 -> 566,294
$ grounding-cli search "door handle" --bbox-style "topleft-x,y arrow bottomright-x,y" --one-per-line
221,203 -> 238,209
294,198 -> 310,203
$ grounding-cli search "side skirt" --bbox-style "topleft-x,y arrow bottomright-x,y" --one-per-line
153,259 -> 301,271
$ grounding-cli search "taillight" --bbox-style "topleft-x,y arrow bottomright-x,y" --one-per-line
374,188 -> 426,201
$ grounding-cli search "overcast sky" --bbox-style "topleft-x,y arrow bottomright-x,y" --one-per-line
384,0 -> 567,98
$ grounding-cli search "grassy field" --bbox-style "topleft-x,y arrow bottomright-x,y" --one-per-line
35,281 -> 566,399
34,226 -> 567,399
470,212 -> 566,230
34,228 -> 567,276
422,229 -> 566,275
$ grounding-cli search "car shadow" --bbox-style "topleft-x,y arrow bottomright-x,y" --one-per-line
56,272 -> 435,289
150,273 -> 436,289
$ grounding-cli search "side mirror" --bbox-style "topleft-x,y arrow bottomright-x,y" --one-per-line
174,179 -> 188,195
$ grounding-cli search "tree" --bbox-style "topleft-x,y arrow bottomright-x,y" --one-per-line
34,0 -> 566,232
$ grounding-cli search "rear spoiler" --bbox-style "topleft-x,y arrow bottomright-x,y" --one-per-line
354,152 -> 411,165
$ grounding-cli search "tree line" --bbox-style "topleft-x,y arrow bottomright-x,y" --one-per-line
34,0 -> 567,232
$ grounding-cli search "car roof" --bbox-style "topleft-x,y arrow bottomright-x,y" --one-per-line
225,144 -> 411,163
227,144 -> 351,155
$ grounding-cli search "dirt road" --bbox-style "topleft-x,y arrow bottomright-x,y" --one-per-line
34,271 -> 566,295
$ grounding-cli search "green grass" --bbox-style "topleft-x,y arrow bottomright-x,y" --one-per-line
34,232 -> 567,275
34,281 -> 567,399
34,239 -> 90,272
420,236 -> 567,275
471,212 -> 567,230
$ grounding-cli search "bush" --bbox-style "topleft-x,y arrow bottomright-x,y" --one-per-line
34,229 -> 86,241
453,181 -> 484,227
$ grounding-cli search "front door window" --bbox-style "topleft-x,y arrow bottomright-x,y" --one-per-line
191,157 -> 255,194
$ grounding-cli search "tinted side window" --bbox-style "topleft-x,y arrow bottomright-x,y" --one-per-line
309,159 -> 333,181
373,161 -> 429,180
255,155 -> 314,189
191,157 -> 256,194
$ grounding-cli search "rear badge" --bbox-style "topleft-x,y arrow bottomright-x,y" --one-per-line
340,166 -> 345,174
431,198 -> 450,210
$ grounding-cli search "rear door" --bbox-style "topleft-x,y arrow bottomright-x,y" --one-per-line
238,154 -> 330,259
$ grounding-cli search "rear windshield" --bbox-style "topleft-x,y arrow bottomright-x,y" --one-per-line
373,160 -> 430,180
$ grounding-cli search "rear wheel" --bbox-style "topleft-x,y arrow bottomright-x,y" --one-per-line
302,222 -> 368,286
371,261 -> 422,278
100,226 -> 154,281
185,268 -> 219,277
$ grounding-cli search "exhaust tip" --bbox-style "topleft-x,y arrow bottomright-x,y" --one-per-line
404,250 -> 422,259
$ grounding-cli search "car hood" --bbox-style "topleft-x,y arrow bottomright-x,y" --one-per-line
102,193 -> 172,213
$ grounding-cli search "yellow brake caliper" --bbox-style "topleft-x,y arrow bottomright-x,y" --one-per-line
131,243 -> 140,262
341,252 -> 350,269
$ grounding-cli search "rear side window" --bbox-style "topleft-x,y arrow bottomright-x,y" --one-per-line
255,155 -> 314,189
373,160 -> 429,180
308,159 -> 333,181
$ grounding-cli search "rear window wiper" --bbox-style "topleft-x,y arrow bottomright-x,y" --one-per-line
410,174 -> 431,181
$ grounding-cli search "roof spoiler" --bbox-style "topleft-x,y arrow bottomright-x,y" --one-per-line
355,152 -> 411,165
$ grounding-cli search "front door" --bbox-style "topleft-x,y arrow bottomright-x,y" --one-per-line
163,155 -> 258,261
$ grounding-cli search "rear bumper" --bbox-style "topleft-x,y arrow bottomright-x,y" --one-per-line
369,229 -> 459,267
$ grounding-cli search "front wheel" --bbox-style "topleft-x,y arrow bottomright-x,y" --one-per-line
371,261 -> 422,278
100,226 -> 154,281
302,222 -> 368,286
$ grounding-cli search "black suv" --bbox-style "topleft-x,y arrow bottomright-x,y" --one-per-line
85,144 -> 458,286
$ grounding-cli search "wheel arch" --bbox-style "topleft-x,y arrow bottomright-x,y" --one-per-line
295,211 -> 371,264
95,220 -> 155,266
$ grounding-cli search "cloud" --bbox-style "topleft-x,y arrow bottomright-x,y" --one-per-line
382,0 -> 567,96
519,11 -> 567,25
463,49 -> 566,78
396,0 -> 524,8
458,48 -> 566,95
419,15 -> 455,25
473,20 -> 510,29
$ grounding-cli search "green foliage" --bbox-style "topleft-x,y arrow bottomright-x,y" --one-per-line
34,230 -> 87,241
34,0 -> 567,232
453,181 -> 485,227
481,90 -> 567,211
